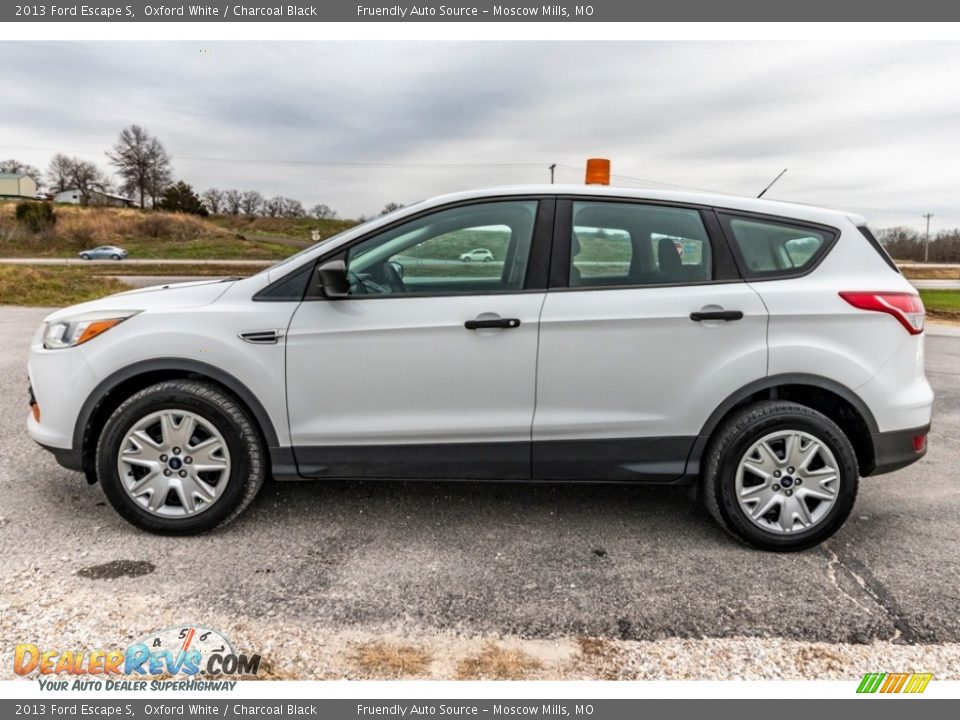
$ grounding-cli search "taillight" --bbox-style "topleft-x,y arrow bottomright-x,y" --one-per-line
839,291 -> 925,335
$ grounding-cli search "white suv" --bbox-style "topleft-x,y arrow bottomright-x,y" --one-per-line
26,186 -> 933,550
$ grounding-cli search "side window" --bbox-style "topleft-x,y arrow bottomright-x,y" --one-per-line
345,201 -> 537,296
721,215 -> 832,278
569,201 -> 712,288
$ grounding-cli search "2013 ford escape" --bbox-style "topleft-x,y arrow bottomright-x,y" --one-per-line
26,185 -> 933,550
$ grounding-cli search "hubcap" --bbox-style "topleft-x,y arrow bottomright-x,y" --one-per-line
735,429 -> 840,534
117,410 -> 231,518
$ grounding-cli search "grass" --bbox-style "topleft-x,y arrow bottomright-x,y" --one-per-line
348,642 -> 432,679
0,265 -> 130,306
454,643 -> 542,680
81,263 -> 266,277
901,266 -> 960,280
118,236 -> 295,260
919,289 -> 960,320
210,215 -> 357,244
0,202 -> 296,260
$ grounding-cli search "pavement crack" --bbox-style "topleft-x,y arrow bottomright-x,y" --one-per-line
821,544 -> 922,644
820,545 -> 875,615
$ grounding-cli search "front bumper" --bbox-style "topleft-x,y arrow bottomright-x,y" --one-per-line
868,424 -> 930,476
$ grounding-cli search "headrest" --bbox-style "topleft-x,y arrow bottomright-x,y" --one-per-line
658,237 -> 682,273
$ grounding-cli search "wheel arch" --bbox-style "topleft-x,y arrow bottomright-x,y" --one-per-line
687,373 -> 878,479
74,358 -> 280,482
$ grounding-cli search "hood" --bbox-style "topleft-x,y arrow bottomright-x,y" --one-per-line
43,278 -> 236,323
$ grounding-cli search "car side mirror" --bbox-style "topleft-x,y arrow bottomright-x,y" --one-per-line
317,259 -> 350,298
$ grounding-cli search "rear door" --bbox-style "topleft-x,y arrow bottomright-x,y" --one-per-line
532,198 -> 768,480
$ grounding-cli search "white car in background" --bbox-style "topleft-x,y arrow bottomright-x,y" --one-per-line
459,248 -> 494,262
26,185 -> 932,550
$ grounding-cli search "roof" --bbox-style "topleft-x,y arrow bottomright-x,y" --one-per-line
0,172 -> 31,179
407,184 -> 868,228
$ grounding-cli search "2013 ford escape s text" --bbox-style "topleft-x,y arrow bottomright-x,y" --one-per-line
26,185 -> 933,550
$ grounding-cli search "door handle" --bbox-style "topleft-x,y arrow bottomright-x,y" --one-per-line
690,310 -> 743,322
465,317 -> 521,330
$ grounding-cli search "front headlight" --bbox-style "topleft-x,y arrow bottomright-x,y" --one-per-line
42,310 -> 141,350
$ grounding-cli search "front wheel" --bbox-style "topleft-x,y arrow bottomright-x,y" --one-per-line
702,401 -> 859,551
80,254 -> 90,260
96,380 -> 266,534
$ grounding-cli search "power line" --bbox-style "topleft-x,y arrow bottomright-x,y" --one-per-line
0,144 -> 557,170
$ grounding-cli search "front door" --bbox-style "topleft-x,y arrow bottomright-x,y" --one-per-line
286,198 -> 552,479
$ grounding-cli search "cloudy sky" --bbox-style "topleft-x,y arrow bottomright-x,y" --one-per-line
2,41 -> 959,229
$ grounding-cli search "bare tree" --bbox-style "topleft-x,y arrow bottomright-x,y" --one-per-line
223,189 -> 243,215
380,202 -> 404,216
201,188 -> 225,215
310,203 -> 337,219
146,161 -> 173,208
877,226 -> 923,262
107,125 -> 172,209
281,197 -> 305,218
264,196 -> 285,218
240,190 -> 264,217
0,159 -> 43,185
68,159 -> 111,206
47,154 -> 75,193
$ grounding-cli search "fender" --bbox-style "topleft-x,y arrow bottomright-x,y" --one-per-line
72,357 -> 281,451
682,372 -> 878,480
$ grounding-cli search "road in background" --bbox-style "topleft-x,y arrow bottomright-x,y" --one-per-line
0,257 -> 272,266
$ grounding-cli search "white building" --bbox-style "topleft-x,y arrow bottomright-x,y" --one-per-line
0,173 -> 38,200
54,188 -> 134,208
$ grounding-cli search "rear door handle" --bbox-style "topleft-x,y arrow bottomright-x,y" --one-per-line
690,310 -> 743,322
465,317 -> 521,330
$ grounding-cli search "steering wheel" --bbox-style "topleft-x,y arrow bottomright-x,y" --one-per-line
383,260 -> 408,293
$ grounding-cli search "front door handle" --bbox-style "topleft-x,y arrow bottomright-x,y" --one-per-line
465,317 -> 521,330
690,310 -> 743,322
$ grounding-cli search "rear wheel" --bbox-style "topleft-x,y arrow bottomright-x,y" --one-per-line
80,253 -> 90,260
703,401 -> 859,551
111,254 -> 121,260
96,380 -> 266,534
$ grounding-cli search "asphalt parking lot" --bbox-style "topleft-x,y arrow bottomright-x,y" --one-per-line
1,306 -> 959,679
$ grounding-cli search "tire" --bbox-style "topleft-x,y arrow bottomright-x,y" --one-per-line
112,254 -> 121,260
483,257 -> 492,262
80,254 -> 90,260
95,380 -> 266,534
463,257 -> 471,262
702,401 -> 859,552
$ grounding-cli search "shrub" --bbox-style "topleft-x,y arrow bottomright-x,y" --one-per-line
15,202 -> 56,233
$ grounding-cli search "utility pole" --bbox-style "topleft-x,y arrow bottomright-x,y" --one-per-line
923,213 -> 933,262
549,164 -> 556,184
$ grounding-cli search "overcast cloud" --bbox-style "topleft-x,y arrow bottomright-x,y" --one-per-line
1,41 -> 959,229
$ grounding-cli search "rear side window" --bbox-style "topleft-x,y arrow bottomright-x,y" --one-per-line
569,201 -> 713,288
720,214 -> 836,279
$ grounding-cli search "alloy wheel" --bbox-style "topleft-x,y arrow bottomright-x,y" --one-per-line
117,409 -> 231,518
735,429 -> 840,534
